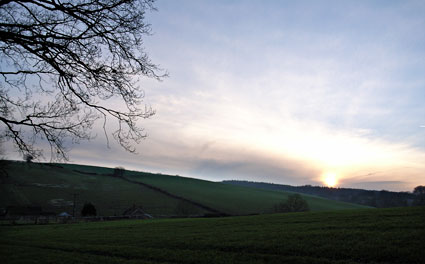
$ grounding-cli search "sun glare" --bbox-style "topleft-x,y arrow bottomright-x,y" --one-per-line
323,172 -> 338,187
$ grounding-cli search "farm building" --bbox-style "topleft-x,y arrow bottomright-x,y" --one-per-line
58,212 -> 72,217
122,205 -> 153,219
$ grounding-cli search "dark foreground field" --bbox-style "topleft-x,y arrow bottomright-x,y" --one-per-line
1,207 -> 424,264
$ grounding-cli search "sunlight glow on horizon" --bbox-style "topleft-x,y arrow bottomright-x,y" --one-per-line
322,172 -> 339,188
3,0 -> 420,192
180,97 -> 425,178
136,0 -> 425,191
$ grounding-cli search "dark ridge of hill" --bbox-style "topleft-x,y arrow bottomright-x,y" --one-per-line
58,163 -> 369,214
223,180 -> 415,208
68,166 -> 226,215
1,161 -> 368,217
67,165 -> 223,214
0,161 -> 209,217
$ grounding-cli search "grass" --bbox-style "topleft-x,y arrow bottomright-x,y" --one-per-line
124,171 -> 368,215
1,161 -> 367,217
1,206 -> 424,264
60,162 -> 368,214
1,162 -> 205,216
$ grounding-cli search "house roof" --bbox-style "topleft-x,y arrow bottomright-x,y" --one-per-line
58,212 -> 72,217
122,205 -> 152,218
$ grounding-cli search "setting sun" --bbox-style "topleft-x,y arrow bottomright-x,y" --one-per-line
323,172 -> 338,187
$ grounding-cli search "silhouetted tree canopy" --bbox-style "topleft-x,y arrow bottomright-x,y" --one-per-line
225,180 -> 414,208
0,0 -> 165,160
24,154 -> 33,163
113,166 -> 125,177
413,185 -> 425,206
274,194 -> 310,213
81,202 -> 96,216
413,185 -> 425,195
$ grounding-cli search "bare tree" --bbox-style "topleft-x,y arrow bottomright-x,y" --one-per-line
0,0 -> 165,160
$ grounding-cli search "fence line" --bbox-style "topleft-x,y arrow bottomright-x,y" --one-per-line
0,215 -> 157,225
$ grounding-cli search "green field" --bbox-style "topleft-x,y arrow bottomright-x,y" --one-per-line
123,171 -> 366,215
60,163 -> 368,214
1,206 -> 424,264
0,162 -> 204,217
1,161 -> 367,217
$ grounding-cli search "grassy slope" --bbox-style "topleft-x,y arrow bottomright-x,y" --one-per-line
1,206 -> 424,264
1,162 -> 367,217
123,171 -> 368,215
61,163 -> 368,214
0,162 -> 206,216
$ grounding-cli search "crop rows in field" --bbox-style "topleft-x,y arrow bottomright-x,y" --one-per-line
1,206 -> 424,264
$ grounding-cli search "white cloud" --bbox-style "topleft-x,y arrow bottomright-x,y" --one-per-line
4,0 -> 425,191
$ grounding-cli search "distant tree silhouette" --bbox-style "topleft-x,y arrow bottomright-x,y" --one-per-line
113,166 -> 125,177
274,194 -> 309,213
413,186 -> 425,195
24,154 -> 33,163
225,181 -> 414,208
413,186 -> 425,206
81,202 -> 97,217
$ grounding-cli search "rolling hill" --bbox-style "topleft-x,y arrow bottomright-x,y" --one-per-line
0,161 -> 368,217
223,180 -> 415,208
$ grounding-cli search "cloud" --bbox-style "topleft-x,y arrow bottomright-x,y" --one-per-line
4,0 -> 425,192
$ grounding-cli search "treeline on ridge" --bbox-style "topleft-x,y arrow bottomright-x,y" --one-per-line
223,181 -> 418,208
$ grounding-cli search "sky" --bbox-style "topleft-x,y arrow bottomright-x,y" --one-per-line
5,0 -> 425,191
